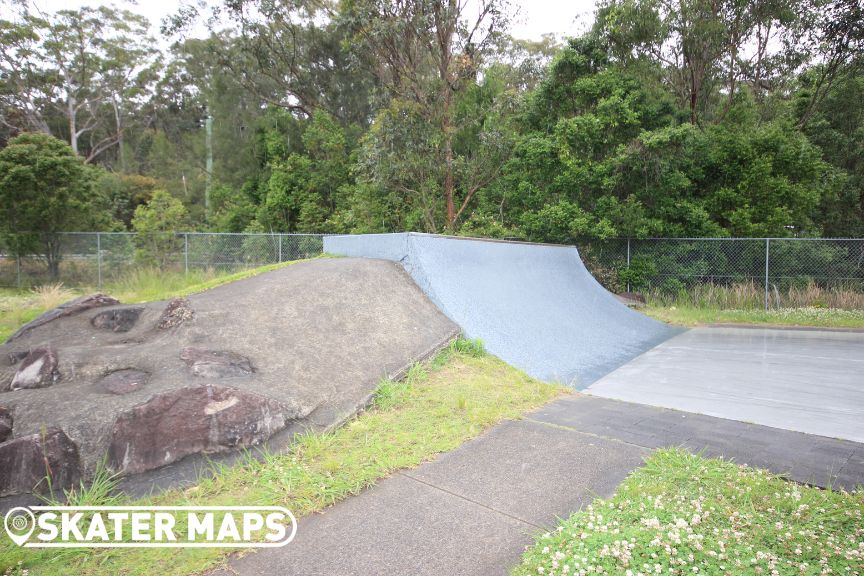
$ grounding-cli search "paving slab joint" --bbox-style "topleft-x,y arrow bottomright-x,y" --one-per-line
523,417 -> 658,453
396,471 -> 543,529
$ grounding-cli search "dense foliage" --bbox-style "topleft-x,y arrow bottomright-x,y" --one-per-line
0,133 -> 112,275
1,0 -> 862,249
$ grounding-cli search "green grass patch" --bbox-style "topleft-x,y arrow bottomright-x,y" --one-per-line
515,448 -> 864,576
0,339 -> 564,576
644,305 -> 864,329
0,259 -> 316,343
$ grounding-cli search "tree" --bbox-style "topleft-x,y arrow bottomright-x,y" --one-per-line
252,110 -> 353,232
594,0 -> 801,125
609,120 -> 826,237
797,62 -> 864,236
0,133 -> 108,277
490,34 -> 830,241
345,0 -> 510,229
791,0 -> 864,129
0,5 -> 159,164
97,172 -> 159,229
166,0 -> 376,126
131,190 -> 190,267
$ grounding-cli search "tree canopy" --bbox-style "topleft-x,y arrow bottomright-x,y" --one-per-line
0,0 -> 861,245
0,132 -> 110,275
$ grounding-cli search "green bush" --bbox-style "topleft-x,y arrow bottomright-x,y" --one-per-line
618,255 -> 656,291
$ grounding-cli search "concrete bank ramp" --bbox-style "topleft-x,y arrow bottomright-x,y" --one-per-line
324,233 -> 679,387
0,258 -> 458,500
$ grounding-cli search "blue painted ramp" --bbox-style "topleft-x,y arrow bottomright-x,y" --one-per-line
324,233 -> 679,387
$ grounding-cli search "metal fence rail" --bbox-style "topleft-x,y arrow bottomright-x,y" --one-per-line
577,238 -> 864,309
0,232 -> 327,289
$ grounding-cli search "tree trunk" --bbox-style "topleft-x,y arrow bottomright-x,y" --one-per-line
113,97 -> 125,171
45,236 -> 62,280
438,0 -> 457,229
689,69 -> 699,125
443,89 -> 455,227
67,93 -> 78,155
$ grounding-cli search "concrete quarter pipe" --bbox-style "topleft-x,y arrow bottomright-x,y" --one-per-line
324,233 -> 680,387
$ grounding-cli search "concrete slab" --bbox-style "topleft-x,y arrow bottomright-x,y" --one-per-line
530,395 -> 864,490
324,233 -> 680,386
218,417 -> 649,576
404,419 -> 649,528
586,327 -> 864,442
216,396 -> 862,576
223,473 -> 534,576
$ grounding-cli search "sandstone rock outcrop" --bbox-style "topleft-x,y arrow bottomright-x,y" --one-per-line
94,369 -> 149,395
0,258 -> 459,498
108,385 -> 297,474
180,347 -> 253,378
10,347 -> 59,390
0,428 -> 81,496
0,406 -> 12,442
91,307 -> 144,332
157,298 -> 193,329
8,294 -> 120,342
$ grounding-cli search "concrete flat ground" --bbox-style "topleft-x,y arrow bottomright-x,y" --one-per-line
212,396 -> 863,576
586,326 -> 864,442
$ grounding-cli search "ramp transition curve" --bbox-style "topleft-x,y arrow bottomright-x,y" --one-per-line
324,233 -> 679,387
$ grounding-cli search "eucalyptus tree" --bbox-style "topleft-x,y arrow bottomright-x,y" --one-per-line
0,4 -> 160,164
165,0 -> 376,127
345,0 -> 512,230
592,0 -> 804,124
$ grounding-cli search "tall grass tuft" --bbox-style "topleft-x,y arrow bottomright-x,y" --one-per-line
31,283 -> 76,310
39,459 -> 123,507
646,280 -> 864,310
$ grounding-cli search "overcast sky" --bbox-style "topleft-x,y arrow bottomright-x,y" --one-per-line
29,0 -> 598,42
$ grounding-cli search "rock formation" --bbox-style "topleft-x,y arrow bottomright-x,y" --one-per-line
0,258 -> 459,498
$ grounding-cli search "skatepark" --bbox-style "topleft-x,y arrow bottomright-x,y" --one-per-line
325,233 -> 864,443
2,233 -> 862,576
216,233 -> 864,576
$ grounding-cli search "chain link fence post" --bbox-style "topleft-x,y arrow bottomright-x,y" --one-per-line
278,234 -> 283,263
16,253 -> 21,290
184,233 -> 189,277
626,237 -> 631,293
97,232 -> 102,291
764,238 -> 770,310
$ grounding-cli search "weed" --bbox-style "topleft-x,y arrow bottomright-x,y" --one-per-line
449,337 -> 486,357
39,459 -> 122,507
30,283 -> 75,310
515,448 -> 864,576
645,280 -> 864,310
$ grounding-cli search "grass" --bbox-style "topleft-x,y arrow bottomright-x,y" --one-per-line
514,448 -> 864,576
645,280 -> 864,311
637,280 -> 864,328
0,260 -> 316,343
0,338 -> 565,576
644,306 -> 864,328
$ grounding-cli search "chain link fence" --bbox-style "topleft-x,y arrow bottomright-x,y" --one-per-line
3,233 -> 863,309
0,232 -> 326,289
577,238 -> 864,309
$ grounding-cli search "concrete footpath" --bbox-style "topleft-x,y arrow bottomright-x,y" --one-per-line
211,395 -> 864,576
